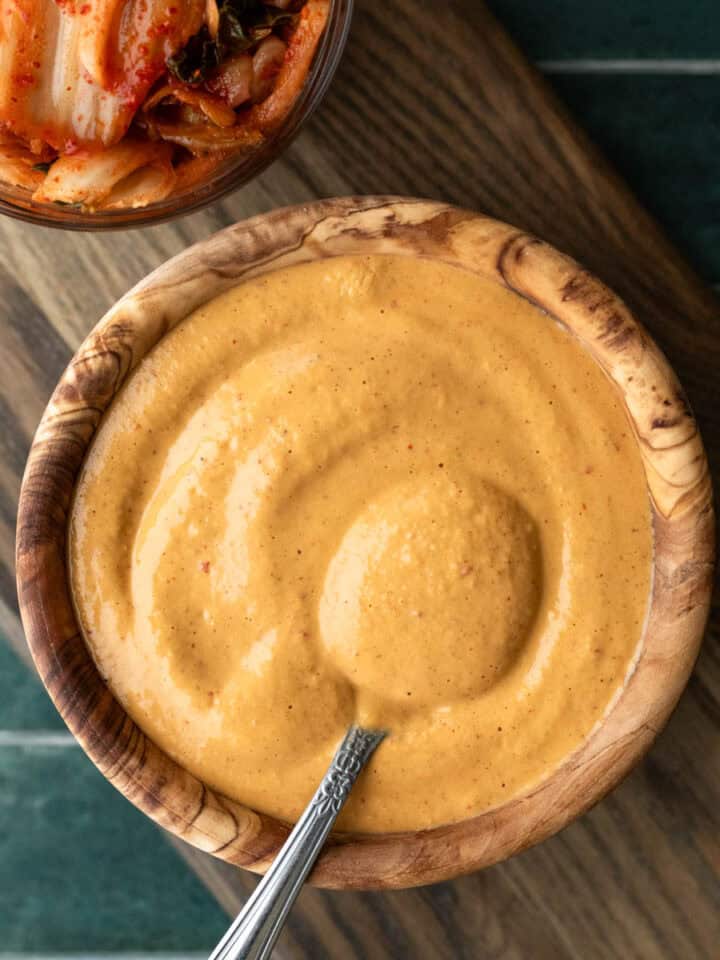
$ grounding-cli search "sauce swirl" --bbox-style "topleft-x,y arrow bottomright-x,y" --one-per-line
70,255 -> 652,831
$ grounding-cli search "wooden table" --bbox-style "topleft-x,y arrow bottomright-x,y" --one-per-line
1,2 -> 718,957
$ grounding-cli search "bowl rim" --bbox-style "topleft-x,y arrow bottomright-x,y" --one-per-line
0,0 -> 354,231
15,196 -> 715,889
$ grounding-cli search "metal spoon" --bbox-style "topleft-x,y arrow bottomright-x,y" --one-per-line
208,725 -> 386,960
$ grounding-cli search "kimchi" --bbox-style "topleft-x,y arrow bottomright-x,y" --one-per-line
0,0 -> 329,210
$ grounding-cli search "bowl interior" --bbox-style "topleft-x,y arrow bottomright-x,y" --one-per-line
15,197 -> 714,888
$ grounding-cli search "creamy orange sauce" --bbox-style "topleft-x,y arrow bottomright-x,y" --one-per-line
69,255 -> 652,832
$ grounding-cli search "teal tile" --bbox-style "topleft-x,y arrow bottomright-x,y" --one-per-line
548,74 -> 720,283
0,745 -> 228,950
0,636 -> 65,730
488,1 -> 720,59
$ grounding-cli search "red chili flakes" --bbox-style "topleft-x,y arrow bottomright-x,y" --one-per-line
199,560 -> 211,573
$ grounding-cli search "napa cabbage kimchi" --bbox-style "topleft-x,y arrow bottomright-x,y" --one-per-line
0,0 -> 328,209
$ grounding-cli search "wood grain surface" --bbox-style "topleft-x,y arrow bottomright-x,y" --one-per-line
1,0 -> 719,957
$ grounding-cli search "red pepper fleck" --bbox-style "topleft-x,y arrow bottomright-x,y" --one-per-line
200,560 -> 210,573
12,72 -> 35,88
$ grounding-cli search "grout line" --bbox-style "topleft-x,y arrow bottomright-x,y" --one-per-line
0,730 -> 78,747
538,58 -> 720,75
0,956 -> 208,960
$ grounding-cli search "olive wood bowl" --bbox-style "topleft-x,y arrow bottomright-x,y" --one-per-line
16,197 -> 714,889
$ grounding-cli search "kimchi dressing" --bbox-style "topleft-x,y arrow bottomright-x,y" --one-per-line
69,255 -> 652,832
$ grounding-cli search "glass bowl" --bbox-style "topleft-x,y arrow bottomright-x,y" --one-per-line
0,0 -> 353,231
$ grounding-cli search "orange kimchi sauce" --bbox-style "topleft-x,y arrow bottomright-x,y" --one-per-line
69,255 -> 653,832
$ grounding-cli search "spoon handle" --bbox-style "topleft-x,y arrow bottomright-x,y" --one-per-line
208,725 -> 385,960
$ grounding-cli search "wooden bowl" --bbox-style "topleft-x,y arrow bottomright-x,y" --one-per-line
16,197 -> 714,890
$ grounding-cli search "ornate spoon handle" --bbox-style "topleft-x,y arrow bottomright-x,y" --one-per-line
208,725 -> 386,960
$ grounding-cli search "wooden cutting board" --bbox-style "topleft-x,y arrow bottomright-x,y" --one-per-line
0,1 -> 718,957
